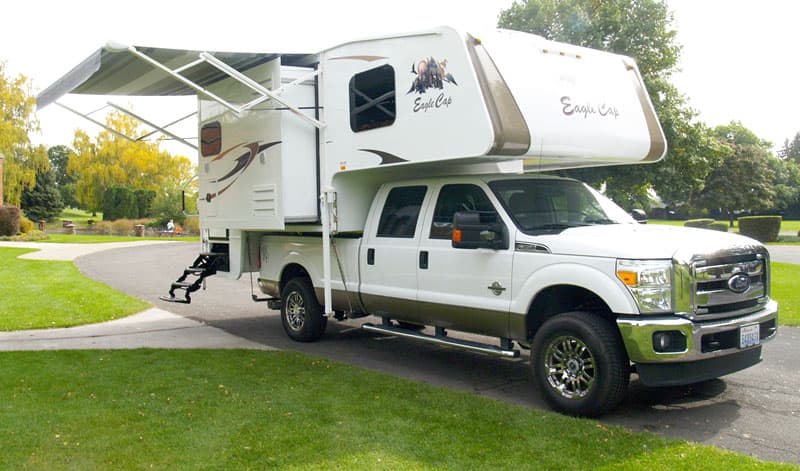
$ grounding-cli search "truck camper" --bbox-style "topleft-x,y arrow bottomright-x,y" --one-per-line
39,26 -> 777,416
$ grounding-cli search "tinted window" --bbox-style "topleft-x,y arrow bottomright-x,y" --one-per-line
377,186 -> 426,238
430,184 -> 495,239
349,65 -> 396,132
200,121 -> 221,156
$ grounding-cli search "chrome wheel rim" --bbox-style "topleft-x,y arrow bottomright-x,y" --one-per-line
543,335 -> 596,399
285,291 -> 306,331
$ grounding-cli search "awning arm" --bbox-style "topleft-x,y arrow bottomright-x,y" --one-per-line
56,102 -> 137,143
106,102 -> 198,150
199,52 -> 325,129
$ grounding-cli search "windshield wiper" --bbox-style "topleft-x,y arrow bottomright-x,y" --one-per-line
583,218 -> 617,225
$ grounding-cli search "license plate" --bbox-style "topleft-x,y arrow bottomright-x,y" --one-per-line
739,324 -> 760,349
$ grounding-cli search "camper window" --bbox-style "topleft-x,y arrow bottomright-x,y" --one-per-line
376,185 -> 426,238
201,122 -> 222,157
349,64 -> 396,132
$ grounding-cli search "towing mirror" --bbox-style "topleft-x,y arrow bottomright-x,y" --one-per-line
630,208 -> 648,224
452,211 -> 509,250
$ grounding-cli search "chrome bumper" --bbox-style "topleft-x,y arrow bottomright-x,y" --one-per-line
617,299 -> 778,363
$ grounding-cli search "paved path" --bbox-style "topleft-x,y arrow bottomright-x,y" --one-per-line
0,241 -> 271,351
767,244 -> 800,264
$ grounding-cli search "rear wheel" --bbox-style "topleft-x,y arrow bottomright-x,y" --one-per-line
531,312 -> 629,416
280,278 -> 326,342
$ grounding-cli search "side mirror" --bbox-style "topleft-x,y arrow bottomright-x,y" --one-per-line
452,211 -> 509,250
630,209 -> 648,224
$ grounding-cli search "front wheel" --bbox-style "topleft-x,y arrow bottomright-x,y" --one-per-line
280,278 -> 326,342
531,312 -> 629,417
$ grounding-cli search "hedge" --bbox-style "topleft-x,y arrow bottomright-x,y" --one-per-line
707,222 -> 729,232
737,216 -> 781,242
684,218 -> 715,228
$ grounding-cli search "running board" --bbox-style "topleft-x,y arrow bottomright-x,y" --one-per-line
361,323 -> 520,358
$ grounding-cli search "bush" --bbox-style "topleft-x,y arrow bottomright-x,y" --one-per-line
19,216 -> 33,234
707,222 -> 729,232
183,215 -> 199,234
134,189 -> 157,218
111,219 -> 135,236
684,218 -> 715,229
94,221 -> 114,235
738,216 -> 781,242
0,206 -> 21,236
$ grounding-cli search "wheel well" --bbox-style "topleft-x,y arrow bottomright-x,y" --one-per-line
526,285 -> 614,340
280,264 -> 311,293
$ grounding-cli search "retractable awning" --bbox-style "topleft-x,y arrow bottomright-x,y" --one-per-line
37,43 -> 314,109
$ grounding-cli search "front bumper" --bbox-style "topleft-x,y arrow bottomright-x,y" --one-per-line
617,300 -> 778,386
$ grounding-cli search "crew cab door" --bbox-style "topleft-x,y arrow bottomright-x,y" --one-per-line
416,183 -> 514,337
359,184 -> 429,319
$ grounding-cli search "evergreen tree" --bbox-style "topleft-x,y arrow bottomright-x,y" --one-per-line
21,170 -> 64,222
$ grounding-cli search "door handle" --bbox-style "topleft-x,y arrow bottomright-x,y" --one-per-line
419,250 -> 429,269
367,248 -> 375,265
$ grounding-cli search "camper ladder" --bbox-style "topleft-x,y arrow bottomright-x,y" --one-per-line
159,252 -> 227,304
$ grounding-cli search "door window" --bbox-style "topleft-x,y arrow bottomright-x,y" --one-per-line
429,184 -> 495,239
376,186 -> 427,238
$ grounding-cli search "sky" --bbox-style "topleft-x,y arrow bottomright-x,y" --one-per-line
1,0 -> 798,158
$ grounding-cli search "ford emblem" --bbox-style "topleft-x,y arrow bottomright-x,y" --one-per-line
728,273 -> 751,294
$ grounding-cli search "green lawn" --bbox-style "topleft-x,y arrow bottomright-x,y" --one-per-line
772,262 -> 800,326
58,207 -> 101,228
0,349 -> 793,470
0,248 -> 149,330
42,233 -> 199,244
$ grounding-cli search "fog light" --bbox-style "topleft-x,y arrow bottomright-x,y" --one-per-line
653,331 -> 687,353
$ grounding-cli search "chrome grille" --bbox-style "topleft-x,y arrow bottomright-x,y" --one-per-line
692,253 -> 768,320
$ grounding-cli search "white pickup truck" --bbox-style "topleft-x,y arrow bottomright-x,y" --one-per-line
258,173 -> 778,416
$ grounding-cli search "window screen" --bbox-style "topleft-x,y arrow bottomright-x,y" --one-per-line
377,186 -> 427,238
349,65 -> 396,132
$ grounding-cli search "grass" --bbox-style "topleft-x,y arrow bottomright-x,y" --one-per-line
0,349 -> 794,470
0,248 -> 150,330
42,233 -> 199,244
772,262 -> 800,326
58,207 -> 101,229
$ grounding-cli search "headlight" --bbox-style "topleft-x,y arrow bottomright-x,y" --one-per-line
617,259 -> 672,313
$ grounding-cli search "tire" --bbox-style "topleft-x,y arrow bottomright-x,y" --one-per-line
531,312 -> 629,417
280,278 -> 326,342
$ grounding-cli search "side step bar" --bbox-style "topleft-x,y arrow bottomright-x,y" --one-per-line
362,323 -> 520,358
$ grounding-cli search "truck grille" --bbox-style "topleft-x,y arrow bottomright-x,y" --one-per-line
692,253 -> 767,320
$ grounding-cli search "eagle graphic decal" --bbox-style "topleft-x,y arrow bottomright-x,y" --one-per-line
408,57 -> 457,94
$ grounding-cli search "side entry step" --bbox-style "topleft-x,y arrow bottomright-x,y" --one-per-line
159,252 -> 227,304
362,322 -> 520,358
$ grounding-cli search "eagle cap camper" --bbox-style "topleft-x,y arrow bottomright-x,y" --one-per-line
39,26 -> 776,416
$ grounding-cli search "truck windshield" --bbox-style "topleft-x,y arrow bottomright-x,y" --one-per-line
489,179 -> 636,234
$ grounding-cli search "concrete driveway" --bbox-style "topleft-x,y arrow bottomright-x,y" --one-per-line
70,242 -> 800,465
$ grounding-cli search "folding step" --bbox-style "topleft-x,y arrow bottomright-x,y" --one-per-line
171,281 -> 195,290
158,295 -> 191,304
361,322 -> 520,358
160,252 -> 228,304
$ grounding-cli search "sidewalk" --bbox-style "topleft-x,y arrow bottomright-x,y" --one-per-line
0,241 -> 272,351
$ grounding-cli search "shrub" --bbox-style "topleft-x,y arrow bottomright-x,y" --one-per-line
738,216 -> 781,242
134,189 -> 157,218
19,216 -> 33,234
684,218 -> 715,229
103,187 -> 137,221
707,222 -> 729,232
94,221 -> 114,235
0,206 -> 21,236
184,215 -> 200,234
111,219 -> 135,236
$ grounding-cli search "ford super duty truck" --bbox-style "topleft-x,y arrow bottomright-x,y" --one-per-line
258,173 -> 778,416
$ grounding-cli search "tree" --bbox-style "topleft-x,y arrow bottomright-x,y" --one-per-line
0,61 -> 49,206
48,144 -> 78,208
700,143 -> 775,226
21,169 -> 64,222
497,0 -> 722,209
778,132 -> 800,162
769,157 -> 800,217
68,111 -> 195,213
